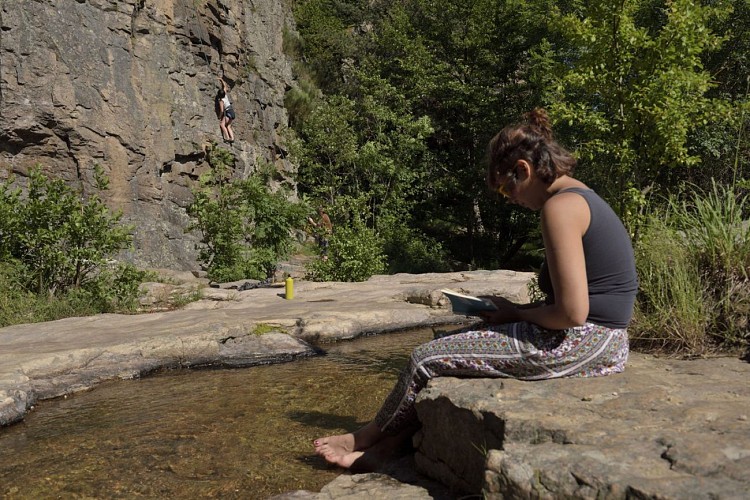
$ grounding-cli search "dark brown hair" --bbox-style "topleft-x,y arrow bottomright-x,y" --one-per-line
487,108 -> 576,187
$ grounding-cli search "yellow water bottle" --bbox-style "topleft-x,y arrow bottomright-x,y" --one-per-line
285,276 -> 294,300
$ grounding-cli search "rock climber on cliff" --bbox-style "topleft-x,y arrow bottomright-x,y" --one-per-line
217,76 -> 235,143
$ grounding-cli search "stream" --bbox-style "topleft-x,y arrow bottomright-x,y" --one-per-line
0,327 -> 455,499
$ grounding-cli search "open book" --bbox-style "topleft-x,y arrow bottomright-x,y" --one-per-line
441,289 -> 498,316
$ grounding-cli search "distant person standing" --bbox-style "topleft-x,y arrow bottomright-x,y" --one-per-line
308,207 -> 333,260
217,77 -> 235,143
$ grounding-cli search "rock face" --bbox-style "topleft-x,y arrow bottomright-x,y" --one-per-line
0,0 -> 296,269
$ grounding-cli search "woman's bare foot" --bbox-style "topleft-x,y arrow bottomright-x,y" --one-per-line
314,424 -> 416,471
313,433 -> 355,460
327,450 -> 370,470
313,421 -> 384,461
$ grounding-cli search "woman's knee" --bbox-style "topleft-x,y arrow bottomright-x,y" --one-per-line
409,339 -> 442,367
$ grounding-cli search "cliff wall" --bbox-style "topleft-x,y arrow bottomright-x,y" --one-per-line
0,0 -> 297,270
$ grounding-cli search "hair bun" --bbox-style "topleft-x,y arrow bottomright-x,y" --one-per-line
524,108 -> 553,140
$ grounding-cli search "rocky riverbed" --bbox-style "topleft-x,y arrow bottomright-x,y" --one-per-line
1,270 -> 748,499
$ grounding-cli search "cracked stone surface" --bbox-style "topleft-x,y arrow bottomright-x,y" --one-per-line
414,353 -> 750,498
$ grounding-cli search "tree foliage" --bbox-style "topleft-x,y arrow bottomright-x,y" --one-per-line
290,67 -> 445,274
290,0 -> 748,274
292,72 -> 433,223
0,166 -> 145,315
538,0 -> 733,218
305,214 -> 387,282
188,146 -> 307,282
291,0 -> 552,270
361,0 -> 549,267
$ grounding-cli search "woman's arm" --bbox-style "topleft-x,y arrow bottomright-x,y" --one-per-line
217,76 -> 228,93
481,192 -> 590,329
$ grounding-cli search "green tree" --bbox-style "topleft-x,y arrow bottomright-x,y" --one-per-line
705,0 -> 750,100
188,146 -> 307,282
0,166 -> 145,315
292,0 -> 369,92
701,0 -> 750,186
293,73 -> 433,222
537,0 -> 732,217
292,0 -> 550,269
352,0 -> 549,268
305,214 -> 387,281
290,68 -> 444,275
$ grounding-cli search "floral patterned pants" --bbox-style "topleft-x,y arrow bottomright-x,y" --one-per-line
373,321 -> 629,433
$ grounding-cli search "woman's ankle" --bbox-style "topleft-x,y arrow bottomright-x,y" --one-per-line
352,421 -> 386,450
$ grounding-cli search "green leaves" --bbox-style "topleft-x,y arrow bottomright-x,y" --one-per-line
541,0 -> 732,215
0,165 -> 145,321
188,147 -> 307,282
291,0 -> 747,273
292,69 -> 434,226
6,166 -> 134,294
305,216 -> 387,282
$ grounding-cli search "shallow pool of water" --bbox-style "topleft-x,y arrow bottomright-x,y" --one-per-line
0,327 -> 454,499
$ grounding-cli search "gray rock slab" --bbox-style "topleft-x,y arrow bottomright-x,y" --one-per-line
413,353 -> 750,498
271,473 -> 433,499
0,270 -> 532,427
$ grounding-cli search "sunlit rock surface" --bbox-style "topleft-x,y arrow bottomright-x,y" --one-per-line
0,0 -> 295,269
415,354 -> 750,498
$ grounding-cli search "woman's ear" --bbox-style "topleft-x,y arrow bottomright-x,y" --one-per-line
515,159 -> 532,181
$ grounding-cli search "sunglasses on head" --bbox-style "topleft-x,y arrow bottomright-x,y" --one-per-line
496,170 -> 516,198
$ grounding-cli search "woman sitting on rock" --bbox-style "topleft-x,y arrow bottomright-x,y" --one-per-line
314,108 -> 639,470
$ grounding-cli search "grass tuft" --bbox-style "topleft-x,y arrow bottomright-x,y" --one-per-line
632,181 -> 750,355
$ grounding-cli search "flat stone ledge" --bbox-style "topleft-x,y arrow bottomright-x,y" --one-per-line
0,270 -> 533,428
413,353 -> 750,498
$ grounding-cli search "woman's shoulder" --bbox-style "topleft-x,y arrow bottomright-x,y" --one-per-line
543,191 -> 589,213
546,178 -> 593,205
541,187 -> 591,233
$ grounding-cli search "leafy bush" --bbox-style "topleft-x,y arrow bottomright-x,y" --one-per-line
0,166 -> 146,326
381,220 -> 450,274
305,218 -> 386,282
633,181 -> 749,354
1,167 -> 133,293
188,146 -> 307,282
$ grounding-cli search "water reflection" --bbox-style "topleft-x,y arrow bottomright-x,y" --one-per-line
0,327 -> 455,499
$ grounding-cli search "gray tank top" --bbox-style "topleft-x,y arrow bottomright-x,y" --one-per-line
538,187 -> 638,329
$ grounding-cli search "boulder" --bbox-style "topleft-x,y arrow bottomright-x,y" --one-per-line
414,353 -> 750,498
